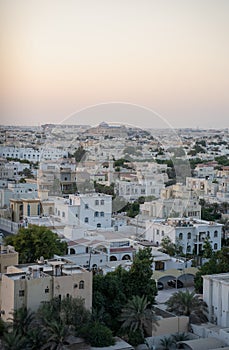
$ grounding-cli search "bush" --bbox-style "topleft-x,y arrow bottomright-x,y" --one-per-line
81,321 -> 115,347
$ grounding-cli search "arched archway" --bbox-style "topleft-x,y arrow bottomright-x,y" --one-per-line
69,248 -> 75,254
122,254 -> 131,260
110,256 -> 117,261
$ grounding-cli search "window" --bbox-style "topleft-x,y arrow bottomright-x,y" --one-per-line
100,211 -> 104,217
62,212 -> 65,218
161,230 -> 164,236
37,204 -> 40,216
155,261 -> 164,271
94,211 -> 99,217
84,217 -> 89,223
214,243 -> 218,250
85,204 -> 89,209
156,229 -> 159,235
187,232 -> 191,239
97,223 -> 101,228
79,280 -> 84,289
58,210 -> 60,216
27,204 -> 30,216
19,290 -> 24,297
95,200 -> 99,205
179,232 -> 183,240
187,245 -> 191,253
100,200 -> 104,205
214,230 -> 218,237
45,287 -> 49,293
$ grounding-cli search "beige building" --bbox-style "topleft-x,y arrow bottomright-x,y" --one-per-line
0,245 -> 18,274
1,258 -> 92,322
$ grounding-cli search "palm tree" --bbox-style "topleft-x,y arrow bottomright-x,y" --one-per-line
160,336 -> 174,350
120,295 -> 158,339
2,329 -> 27,350
166,290 -> 208,324
9,307 -> 35,336
172,332 -> 189,342
41,319 -> 71,350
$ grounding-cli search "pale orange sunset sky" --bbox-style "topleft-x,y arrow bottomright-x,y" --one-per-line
0,0 -> 229,128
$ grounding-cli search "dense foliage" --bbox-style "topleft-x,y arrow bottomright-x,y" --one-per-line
5,225 -> 67,263
166,290 -> 208,324
195,247 -> 229,293
92,248 -> 157,334
1,297 -> 114,349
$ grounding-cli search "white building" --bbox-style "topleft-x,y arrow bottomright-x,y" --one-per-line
203,273 -> 229,327
116,174 -> 165,201
140,198 -> 201,220
53,193 -> 112,229
0,183 -> 38,208
145,218 -> 222,255
194,164 -> 215,179
0,147 -> 67,163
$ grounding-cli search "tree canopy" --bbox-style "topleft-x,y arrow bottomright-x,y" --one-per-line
194,247 -> 229,293
92,247 -> 157,334
166,290 -> 208,324
5,225 -> 67,263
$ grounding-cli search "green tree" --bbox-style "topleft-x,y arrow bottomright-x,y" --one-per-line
42,319 -> 71,350
80,321 -> 115,347
73,145 -> 86,162
60,296 -> 90,334
126,247 -> 157,306
160,336 -> 174,350
195,247 -> 229,293
9,307 -> 35,336
120,295 -> 157,341
166,290 -> 208,324
5,225 -> 67,263
93,271 -> 127,332
92,248 -> 157,333
202,237 -> 213,258
2,330 -> 27,350
160,236 -> 176,256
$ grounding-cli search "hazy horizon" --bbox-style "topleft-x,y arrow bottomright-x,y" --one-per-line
1,0 -> 229,129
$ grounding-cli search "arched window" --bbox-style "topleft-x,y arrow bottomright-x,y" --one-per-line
187,232 -> 191,240
214,243 -> 218,250
110,256 -> 117,261
187,245 -> 191,253
179,232 -> 183,240
84,217 -> 89,223
97,223 -> 101,228
122,254 -> 131,260
214,230 -> 218,237
70,248 -> 75,255
100,211 -> 104,217
79,280 -> 84,289
94,211 -> 99,217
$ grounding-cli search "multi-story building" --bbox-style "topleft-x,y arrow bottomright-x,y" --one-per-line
194,164 -> 215,179
0,159 -> 14,180
186,177 -> 218,197
203,273 -> 229,327
0,147 -> 67,163
1,258 -> 92,322
140,198 -> 201,219
0,183 -> 38,209
140,183 -> 201,219
145,218 -> 222,255
0,244 -> 18,274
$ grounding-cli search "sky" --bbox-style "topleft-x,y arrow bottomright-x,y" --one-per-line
0,0 -> 229,128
